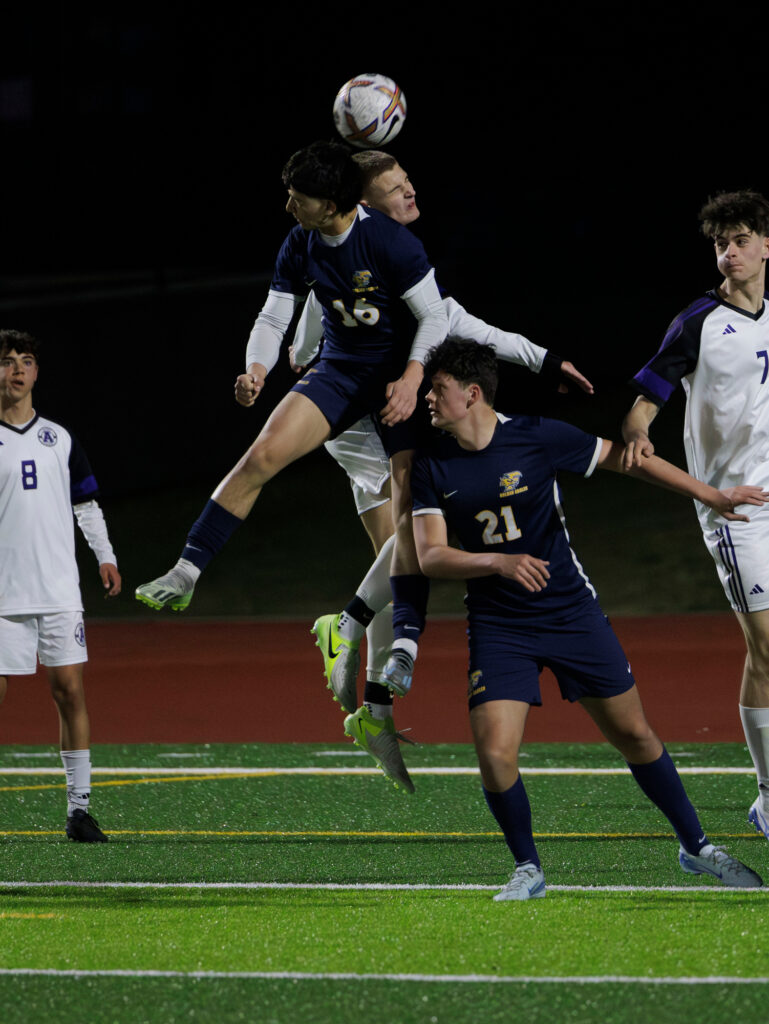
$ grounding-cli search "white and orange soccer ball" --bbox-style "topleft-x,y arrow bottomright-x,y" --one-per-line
332,74 -> 407,149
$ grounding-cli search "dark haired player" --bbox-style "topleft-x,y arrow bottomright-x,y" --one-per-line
411,338 -> 764,899
295,150 -> 592,791
135,141 -> 448,626
623,189 -> 769,844
0,329 -> 121,842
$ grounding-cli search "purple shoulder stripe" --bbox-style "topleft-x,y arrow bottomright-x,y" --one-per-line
660,296 -> 717,351
71,474 -> 99,502
633,367 -> 676,403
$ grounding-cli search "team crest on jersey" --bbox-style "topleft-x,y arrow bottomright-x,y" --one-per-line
468,669 -> 486,699
74,621 -> 86,647
352,270 -> 376,293
499,471 -> 528,498
37,426 -> 58,447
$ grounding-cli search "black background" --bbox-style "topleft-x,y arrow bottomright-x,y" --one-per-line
2,5 -> 765,495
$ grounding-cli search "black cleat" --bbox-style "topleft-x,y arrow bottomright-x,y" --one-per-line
66,809 -> 108,843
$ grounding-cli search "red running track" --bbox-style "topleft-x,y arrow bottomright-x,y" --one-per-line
0,614 -> 746,745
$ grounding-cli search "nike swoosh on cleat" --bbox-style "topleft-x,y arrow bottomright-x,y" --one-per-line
327,636 -> 341,659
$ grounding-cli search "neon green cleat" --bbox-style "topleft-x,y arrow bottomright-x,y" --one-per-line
344,705 -> 415,794
135,571 -> 195,612
312,613 -> 360,713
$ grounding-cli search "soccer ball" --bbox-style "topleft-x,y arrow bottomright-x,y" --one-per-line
332,74 -> 407,149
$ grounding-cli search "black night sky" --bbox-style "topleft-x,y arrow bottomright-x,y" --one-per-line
2,5 -> 765,493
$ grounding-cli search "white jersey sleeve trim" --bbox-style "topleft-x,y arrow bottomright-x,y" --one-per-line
584,437 -> 603,478
245,289 -> 303,374
73,500 -> 117,566
412,506 -> 446,518
443,296 -> 546,373
291,291 -> 324,367
401,269 -> 449,365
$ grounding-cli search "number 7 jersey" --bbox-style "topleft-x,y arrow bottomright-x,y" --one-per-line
411,414 -> 603,620
0,414 -> 99,614
631,288 -> 769,532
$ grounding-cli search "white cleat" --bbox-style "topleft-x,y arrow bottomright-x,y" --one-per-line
493,863 -> 547,902
679,843 -> 763,888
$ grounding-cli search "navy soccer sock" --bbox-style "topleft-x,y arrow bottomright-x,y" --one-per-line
181,499 -> 244,571
390,574 -> 430,643
483,777 -> 541,868
628,748 -> 708,855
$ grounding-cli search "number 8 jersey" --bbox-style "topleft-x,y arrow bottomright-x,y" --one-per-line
0,414 -> 99,614
411,414 -> 603,621
631,288 -> 769,532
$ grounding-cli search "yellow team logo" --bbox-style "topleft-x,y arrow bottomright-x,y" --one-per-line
499,471 -> 528,498
352,270 -> 376,293
468,669 -> 486,698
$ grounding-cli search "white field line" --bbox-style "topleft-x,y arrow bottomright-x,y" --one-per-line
0,766 -> 755,777
0,880 -> 766,894
0,967 -> 766,984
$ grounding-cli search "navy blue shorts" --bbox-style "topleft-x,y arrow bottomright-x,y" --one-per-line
291,357 -> 429,457
466,606 -> 636,709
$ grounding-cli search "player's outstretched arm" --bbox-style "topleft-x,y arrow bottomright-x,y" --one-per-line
413,513 -> 550,592
621,396 -> 660,469
442,297 -> 594,394
598,439 -> 769,521
558,361 -> 594,395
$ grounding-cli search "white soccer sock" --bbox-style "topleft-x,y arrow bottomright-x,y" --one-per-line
366,702 -> 393,721
337,612 -> 366,643
739,705 -> 769,806
391,638 -> 418,661
366,605 -> 394,682
60,748 -> 92,815
172,558 -> 201,586
356,534 -> 396,613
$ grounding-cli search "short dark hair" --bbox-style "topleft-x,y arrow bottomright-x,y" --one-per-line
699,190 -> 769,238
352,150 -> 398,192
424,339 -> 498,404
0,328 -> 40,362
281,140 -> 362,215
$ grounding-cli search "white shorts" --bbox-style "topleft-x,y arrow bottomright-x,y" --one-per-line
0,612 -> 88,675
704,508 -> 769,614
325,416 -> 391,515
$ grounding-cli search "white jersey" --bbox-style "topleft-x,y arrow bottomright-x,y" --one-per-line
0,414 -> 103,614
632,289 -> 769,532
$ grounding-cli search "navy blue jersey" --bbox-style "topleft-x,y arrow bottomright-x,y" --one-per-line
271,207 -> 433,366
411,414 -> 603,621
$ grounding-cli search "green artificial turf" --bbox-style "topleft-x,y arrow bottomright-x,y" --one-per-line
1,742 -> 766,1023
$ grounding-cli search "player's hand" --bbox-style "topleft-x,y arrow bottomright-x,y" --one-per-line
498,554 -> 551,592
622,434 -> 655,470
100,563 -> 121,597
288,345 -> 305,375
381,375 -> 419,426
558,361 -> 594,395
235,372 -> 263,407
715,486 -> 769,522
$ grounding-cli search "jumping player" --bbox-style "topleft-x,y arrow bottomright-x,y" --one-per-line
622,189 -> 769,844
0,329 -> 121,842
135,141 -> 448,626
411,338 -> 765,899
298,151 -> 593,791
